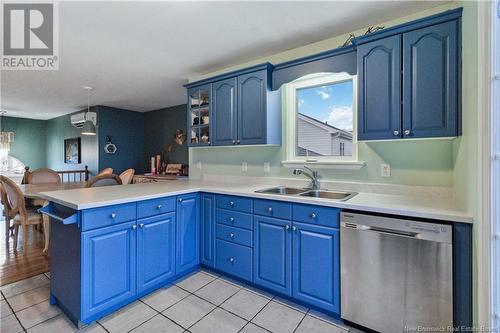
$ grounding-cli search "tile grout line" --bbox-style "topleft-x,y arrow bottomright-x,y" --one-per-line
2,289 -> 27,332
291,308 -> 309,333
236,293 -> 275,333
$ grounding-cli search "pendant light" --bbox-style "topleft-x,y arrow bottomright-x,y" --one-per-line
81,86 -> 96,136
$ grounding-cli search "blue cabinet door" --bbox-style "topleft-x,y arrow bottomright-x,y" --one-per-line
292,222 -> 340,314
176,193 -> 200,275
82,221 -> 136,320
357,35 -> 402,140
403,20 -> 458,138
253,216 -> 292,295
237,70 -> 267,145
137,212 -> 176,294
201,193 -> 215,267
212,78 -> 237,145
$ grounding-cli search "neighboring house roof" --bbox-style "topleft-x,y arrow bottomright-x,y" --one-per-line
298,113 -> 352,140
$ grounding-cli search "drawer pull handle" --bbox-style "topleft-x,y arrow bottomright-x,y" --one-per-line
139,223 -> 144,228
393,130 -> 399,136
178,198 -> 183,203
404,129 -> 411,135
268,207 -> 273,213
229,257 -> 235,263
229,233 -> 235,239
157,204 -> 162,209
110,213 -> 116,219
285,224 -> 290,230
132,225 -> 137,230
229,217 -> 235,223
229,201 -> 235,207
310,213 -> 317,219
292,226 -> 297,231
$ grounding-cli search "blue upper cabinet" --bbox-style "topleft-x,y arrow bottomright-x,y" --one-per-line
176,193 -> 200,275
402,20 -> 459,138
212,78 -> 238,145
355,9 -> 461,140
185,64 -> 280,146
357,35 -> 401,140
137,212 -> 176,294
187,84 -> 211,146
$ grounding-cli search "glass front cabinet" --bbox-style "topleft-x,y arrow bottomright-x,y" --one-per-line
188,84 -> 211,146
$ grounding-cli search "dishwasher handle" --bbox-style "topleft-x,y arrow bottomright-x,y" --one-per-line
344,222 -> 420,239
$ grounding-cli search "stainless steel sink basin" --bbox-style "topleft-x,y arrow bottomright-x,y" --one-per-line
299,190 -> 357,201
255,186 -> 308,195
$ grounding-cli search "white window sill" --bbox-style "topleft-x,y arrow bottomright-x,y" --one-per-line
281,160 -> 366,170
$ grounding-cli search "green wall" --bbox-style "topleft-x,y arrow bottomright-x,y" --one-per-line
189,3 -> 470,189
143,104 -> 189,171
0,116 -> 47,169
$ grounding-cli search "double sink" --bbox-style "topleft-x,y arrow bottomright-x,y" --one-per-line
255,186 -> 357,201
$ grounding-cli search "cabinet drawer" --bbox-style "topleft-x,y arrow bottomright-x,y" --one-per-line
216,195 -> 252,213
82,203 -> 137,231
216,224 -> 252,247
215,240 -> 252,282
292,204 -> 340,228
216,209 -> 253,230
137,197 -> 175,219
254,199 -> 291,220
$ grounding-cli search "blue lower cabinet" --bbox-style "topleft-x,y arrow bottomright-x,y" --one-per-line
176,193 -> 200,275
201,193 -> 216,267
137,212 -> 176,294
253,216 -> 292,295
82,221 -> 137,321
215,239 -> 252,281
292,222 -> 340,313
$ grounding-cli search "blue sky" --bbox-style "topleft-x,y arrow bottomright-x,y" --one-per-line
297,80 -> 353,131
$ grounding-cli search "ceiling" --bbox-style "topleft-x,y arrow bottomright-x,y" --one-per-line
1,1 -> 449,120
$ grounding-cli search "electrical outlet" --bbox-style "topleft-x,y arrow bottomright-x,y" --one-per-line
381,163 -> 391,177
242,162 -> 248,172
264,162 -> 270,173
196,161 -> 202,170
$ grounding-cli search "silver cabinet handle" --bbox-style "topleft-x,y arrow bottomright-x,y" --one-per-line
229,201 -> 234,207
232,140 -> 236,144
110,213 -> 116,219
268,207 -> 273,213
178,198 -> 183,203
310,213 -> 317,219
229,217 -> 235,222
292,226 -> 297,231
393,130 -> 399,136
285,224 -> 290,230
404,129 -> 411,135
157,204 -> 162,209
132,225 -> 137,230
237,140 -> 240,144
139,223 -> 144,228
229,257 -> 235,263
229,233 -> 234,239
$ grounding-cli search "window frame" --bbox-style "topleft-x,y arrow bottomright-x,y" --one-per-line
282,72 -> 364,169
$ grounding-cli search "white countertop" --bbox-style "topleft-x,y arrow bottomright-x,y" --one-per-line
39,180 -> 473,224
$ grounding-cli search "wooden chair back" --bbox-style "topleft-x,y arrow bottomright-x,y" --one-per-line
0,175 -> 27,219
97,168 -> 113,177
119,169 -> 135,185
86,174 -> 122,188
25,168 -> 61,185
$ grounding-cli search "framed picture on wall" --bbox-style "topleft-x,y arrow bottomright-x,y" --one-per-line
64,137 -> 81,164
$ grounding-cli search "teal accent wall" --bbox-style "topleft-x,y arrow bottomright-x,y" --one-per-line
45,109 -> 99,175
143,104 -> 188,171
0,116 -> 47,169
98,106 -> 145,174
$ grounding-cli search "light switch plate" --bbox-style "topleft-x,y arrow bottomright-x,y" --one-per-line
242,162 -> 248,172
196,161 -> 202,170
264,162 -> 270,173
381,163 -> 391,177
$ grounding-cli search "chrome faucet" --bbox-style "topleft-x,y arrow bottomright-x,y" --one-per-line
293,166 -> 320,190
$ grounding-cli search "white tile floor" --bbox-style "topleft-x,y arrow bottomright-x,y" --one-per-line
0,270 -> 354,333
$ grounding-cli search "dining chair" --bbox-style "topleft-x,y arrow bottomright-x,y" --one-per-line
25,168 -> 61,185
1,183 -> 15,241
97,168 -> 113,176
119,169 -> 135,185
86,174 -> 123,188
0,175 -> 44,255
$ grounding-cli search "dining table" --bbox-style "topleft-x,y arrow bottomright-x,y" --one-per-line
18,181 -> 86,253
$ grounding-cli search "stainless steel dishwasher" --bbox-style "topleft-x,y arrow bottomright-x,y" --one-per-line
340,212 -> 453,333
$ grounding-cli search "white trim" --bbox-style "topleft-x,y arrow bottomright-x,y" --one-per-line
282,72 -> 359,165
